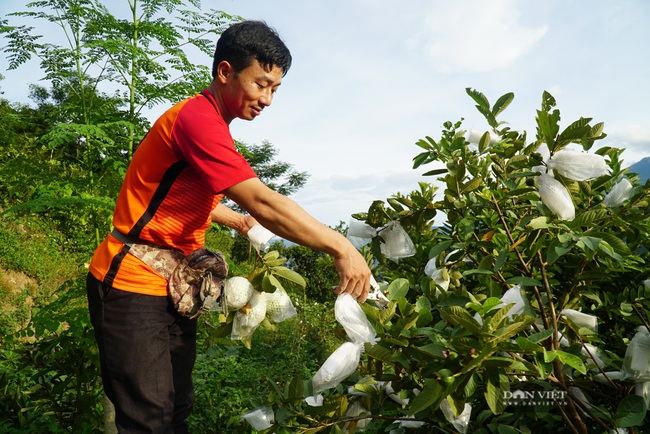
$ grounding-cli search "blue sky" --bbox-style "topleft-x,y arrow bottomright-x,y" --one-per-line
2,0 -> 649,227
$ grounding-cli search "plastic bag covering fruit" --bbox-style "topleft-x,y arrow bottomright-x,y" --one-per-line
546,149 -> 609,181
499,285 -> 528,319
240,406 -> 274,431
440,398 -> 472,434
305,394 -> 323,407
231,290 -> 267,341
560,308 -> 598,332
344,400 -> 371,431
378,221 -> 416,260
465,129 -> 499,145
581,343 -> 606,371
346,218 -> 377,250
223,276 -> 254,311
636,382 -> 650,408
424,258 -> 450,293
603,177 -> 634,208
264,288 -> 297,323
247,223 -> 276,252
537,173 -> 575,221
475,285 -> 527,325
398,416 -> 426,428
621,327 -> 650,381
347,218 -> 377,238
312,341 -> 363,393
335,293 -> 378,344
385,381 -> 410,405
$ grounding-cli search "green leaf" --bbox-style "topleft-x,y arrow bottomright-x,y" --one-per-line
544,350 -> 587,375
527,216 -> 552,229
483,297 -> 503,312
462,269 -> 494,276
466,87 -> 490,110
263,250 -> 280,261
540,90 -> 557,112
422,168 -> 448,177
440,306 -> 482,335
479,132 -> 491,153
264,257 -> 287,267
415,138 -> 434,150
409,380 -> 445,415
557,117 -> 592,144
484,368 -> 509,415
386,278 -> 410,301
262,273 -> 280,292
515,336 -> 542,351
547,241 -> 572,266
528,328 -> 554,343
491,92 -> 514,118
462,177 -> 483,193
429,240 -> 453,259
488,303 -> 516,330
491,318 -> 534,343
597,232 -> 632,256
504,276 -> 542,287
571,209 -> 610,227
493,249 -> 508,272
365,344 -> 394,363
616,395 -> 647,427
272,266 -> 306,289
288,375 -> 304,400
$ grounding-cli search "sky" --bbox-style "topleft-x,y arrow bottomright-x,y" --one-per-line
1,0 -> 649,227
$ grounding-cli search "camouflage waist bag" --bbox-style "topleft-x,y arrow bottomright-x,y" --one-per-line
112,230 -> 228,319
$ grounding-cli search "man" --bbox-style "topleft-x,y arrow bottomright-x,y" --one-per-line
86,20 -> 371,433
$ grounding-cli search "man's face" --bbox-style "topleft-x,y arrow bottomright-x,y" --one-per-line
219,59 -> 283,123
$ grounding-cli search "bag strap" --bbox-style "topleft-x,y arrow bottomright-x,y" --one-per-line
109,228 -> 186,280
103,161 -> 189,286
110,228 -> 138,246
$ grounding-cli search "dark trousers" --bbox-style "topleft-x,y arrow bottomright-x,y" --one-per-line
86,273 -> 197,433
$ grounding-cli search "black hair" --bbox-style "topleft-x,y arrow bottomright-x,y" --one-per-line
212,20 -> 292,78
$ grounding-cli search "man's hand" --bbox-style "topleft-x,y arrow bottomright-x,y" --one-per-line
224,178 -> 373,302
332,246 -> 371,303
211,202 -> 258,235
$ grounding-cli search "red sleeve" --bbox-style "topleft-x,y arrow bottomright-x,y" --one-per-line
172,94 -> 257,194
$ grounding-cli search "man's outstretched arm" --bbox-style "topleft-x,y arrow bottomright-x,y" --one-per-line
224,178 -> 371,302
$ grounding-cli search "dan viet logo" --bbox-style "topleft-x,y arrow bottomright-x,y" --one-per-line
503,389 -> 567,407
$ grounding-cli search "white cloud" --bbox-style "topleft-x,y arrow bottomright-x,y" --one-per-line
413,0 -> 548,74
603,125 -> 650,166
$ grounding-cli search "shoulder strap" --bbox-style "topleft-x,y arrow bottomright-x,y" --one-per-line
103,160 -> 190,286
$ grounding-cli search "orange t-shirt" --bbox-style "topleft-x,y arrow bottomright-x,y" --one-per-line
89,91 -> 256,296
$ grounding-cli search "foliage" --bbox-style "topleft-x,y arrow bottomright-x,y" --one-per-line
1,0 -> 240,156
258,89 -> 650,433
191,302 -> 339,433
0,215 -> 80,291
189,243 -> 347,432
267,222 -> 352,303
207,248 -> 307,348
0,266 -> 101,433
0,0 -> 241,252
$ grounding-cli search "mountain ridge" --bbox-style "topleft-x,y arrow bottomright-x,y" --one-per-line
629,157 -> 650,183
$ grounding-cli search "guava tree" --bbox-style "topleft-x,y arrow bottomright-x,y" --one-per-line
253,89 -> 650,433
